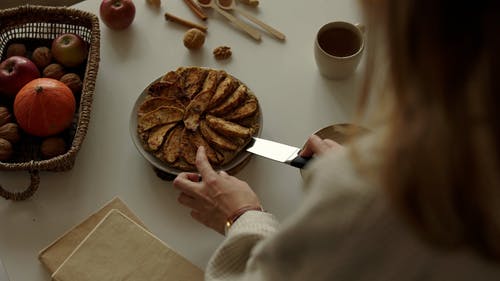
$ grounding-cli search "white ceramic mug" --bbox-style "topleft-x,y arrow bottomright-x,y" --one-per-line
314,21 -> 365,79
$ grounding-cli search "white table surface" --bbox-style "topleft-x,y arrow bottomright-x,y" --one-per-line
0,0 -> 363,280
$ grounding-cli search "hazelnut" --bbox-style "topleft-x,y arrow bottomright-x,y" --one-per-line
183,28 -> 206,50
60,73 -> 83,94
0,138 -> 13,161
41,137 -> 66,159
0,123 -> 20,144
0,107 -> 12,127
43,63 -> 65,80
6,43 -> 27,58
31,47 -> 52,69
213,46 -> 232,60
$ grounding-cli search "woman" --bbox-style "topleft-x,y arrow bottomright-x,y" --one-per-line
173,0 -> 500,280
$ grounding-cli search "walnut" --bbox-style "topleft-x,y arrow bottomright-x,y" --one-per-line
0,123 -> 20,144
0,107 -> 12,127
146,0 -> 161,7
6,43 -> 27,58
183,28 -> 206,50
31,47 -> 52,69
213,46 -> 232,60
43,63 -> 65,80
41,137 -> 66,159
0,138 -> 13,161
60,73 -> 83,94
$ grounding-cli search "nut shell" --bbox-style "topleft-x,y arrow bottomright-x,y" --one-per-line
60,73 -> 83,94
32,47 -> 52,69
43,63 -> 65,80
0,138 -> 13,161
183,28 -> 206,50
40,137 -> 66,159
0,107 -> 12,127
6,43 -> 27,58
0,123 -> 20,144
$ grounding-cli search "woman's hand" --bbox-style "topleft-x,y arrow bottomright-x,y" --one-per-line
173,146 -> 261,235
300,134 -> 341,158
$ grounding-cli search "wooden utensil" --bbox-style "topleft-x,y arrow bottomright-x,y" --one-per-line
197,0 -> 261,41
217,0 -> 285,41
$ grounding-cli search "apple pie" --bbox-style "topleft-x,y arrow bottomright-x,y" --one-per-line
137,67 -> 260,171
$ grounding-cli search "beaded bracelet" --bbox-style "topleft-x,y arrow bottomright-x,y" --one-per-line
224,205 -> 264,235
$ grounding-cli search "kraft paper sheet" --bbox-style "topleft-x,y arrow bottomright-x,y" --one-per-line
51,209 -> 203,281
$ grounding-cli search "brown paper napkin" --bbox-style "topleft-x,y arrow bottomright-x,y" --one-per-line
38,197 -> 147,273
51,209 -> 204,281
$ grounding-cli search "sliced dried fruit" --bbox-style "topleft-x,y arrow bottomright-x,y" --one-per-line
200,120 -> 238,151
225,96 -> 258,120
138,97 -> 184,116
161,125 -> 183,163
183,90 -> 214,130
210,84 -> 248,116
206,115 -> 252,138
147,123 -> 177,151
209,77 -> 237,108
138,106 -> 184,132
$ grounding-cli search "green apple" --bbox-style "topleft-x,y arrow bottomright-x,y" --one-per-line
51,33 -> 88,68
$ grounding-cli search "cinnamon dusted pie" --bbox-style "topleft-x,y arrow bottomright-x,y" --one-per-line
137,67 -> 260,171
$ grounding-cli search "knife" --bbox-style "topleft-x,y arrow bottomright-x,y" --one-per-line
246,137 -> 311,168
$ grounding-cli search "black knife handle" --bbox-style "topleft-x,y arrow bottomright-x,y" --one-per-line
289,156 -> 312,169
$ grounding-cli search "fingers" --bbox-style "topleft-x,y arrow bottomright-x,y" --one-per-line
196,146 -> 218,180
177,192 -> 197,209
173,172 -> 203,198
300,134 -> 341,157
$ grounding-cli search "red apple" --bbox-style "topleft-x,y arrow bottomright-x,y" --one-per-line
51,33 -> 88,68
100,0 -> 136,30
0,56 -> 40,99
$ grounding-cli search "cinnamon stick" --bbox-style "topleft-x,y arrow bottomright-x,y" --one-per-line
182,0 -> 208,21
164,12 -> 208,32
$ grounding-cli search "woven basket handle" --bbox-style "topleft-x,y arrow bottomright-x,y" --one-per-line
0,170 -> 40,201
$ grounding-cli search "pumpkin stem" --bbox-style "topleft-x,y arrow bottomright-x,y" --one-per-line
35,86 -> 43,93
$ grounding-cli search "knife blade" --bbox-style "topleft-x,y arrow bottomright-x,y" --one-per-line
246,137 -> 311,168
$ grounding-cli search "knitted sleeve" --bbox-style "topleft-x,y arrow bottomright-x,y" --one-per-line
205,210 -> 278,281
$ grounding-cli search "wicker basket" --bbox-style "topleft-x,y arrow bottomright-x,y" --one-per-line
0,5 -> 100,201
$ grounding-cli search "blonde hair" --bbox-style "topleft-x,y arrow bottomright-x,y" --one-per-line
360,0 -> 500,258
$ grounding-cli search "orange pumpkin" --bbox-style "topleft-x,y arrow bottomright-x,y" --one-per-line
14,78 -> 76,137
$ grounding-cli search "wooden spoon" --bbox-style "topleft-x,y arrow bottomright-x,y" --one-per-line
216,0 -> 285,41
197,0 -> 261,41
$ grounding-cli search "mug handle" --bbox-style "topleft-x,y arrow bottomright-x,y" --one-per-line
355,23 -> 365,33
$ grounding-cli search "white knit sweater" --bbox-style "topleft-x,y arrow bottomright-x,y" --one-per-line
205,134 -> 500,281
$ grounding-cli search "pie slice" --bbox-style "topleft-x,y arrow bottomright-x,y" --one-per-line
206,115 -> 252,139
189,130 -> 223,164
161,125 -> 183,163
138,106 -> 184,132
201,70 -> 226,93
209,77 -> 237,108
180,129 -> 197,165
225,96 -> 258,120
210,84 -> 248,116
181,67 -> 208,98
200,120 -> 238,151
138,97 -> 184,117
183,90 -> 214,131
147,123 -> 178,151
